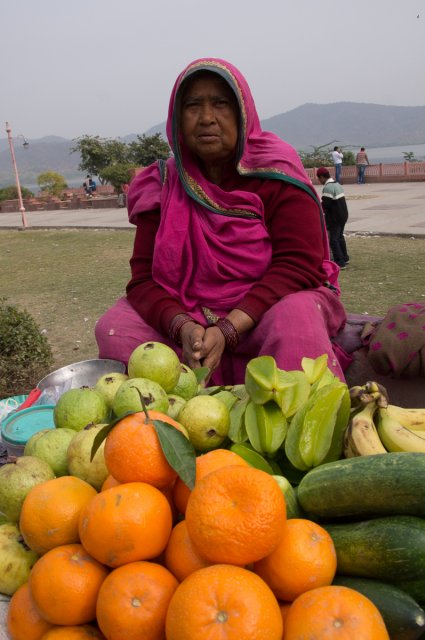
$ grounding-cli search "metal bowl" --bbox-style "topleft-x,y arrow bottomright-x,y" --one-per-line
37,359 -> 126,392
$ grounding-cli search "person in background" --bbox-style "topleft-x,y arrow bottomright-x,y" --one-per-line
316,167 -> 349,270
331,146 -> 344,183
95,58 -> 351,384
356,147 -> 370,184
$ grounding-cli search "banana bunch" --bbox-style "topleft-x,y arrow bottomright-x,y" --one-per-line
344,381 -> 425,457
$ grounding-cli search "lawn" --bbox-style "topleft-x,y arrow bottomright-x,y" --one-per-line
2,229 -> 424,375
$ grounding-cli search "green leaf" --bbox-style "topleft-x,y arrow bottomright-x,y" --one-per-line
90,411 -> 136,461
153,419 -> 196,490
193,367 -> 210,384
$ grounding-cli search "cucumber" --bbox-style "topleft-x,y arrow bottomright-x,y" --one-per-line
392,579 -> 425,606
325,516 -> 425,582
333,576 -> 425,640
297,452 -> 425,519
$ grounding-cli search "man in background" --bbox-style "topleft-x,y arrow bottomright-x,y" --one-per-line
316,167 -> 349,269
331,146 -> 344,183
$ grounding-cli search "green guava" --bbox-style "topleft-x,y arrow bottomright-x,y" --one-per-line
166,394 -> 187,420
178,395 -> 230,452
54,387 -> 110,431
112,377 -> 169,418
0,456 -> 55,523
95,372 -> 129,409
169,363 -> 199,400
24,429 -> 53,456
30,428 -> 76,477
127,341 -> 181,392
67,423 -> 109,491
0,523 -> 39,595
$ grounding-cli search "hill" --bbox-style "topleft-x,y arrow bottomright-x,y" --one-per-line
1,102 -> 424,188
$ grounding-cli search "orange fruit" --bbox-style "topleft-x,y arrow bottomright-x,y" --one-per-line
29,543 -> 108,626
103,410 -> 187,488
173,448 -> 249,514
185,465 -> 286,565
79,482 -> 172,567
19,476 -> 97,554
40,626 -> 105,639
254,518 -> 337,601
96,561 -> 178,640
100,474 -> 120,491
165,564 -> 283,640
164,520 -> 211,581
283,585 -> 389,639
6,582 -> 53,640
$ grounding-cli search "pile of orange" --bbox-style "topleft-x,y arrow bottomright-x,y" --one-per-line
7,408 -> 390,640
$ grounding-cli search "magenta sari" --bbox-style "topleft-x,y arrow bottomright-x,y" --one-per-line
97,58 -> 348,382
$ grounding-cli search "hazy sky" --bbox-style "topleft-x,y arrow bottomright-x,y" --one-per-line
2,0 -> 424,141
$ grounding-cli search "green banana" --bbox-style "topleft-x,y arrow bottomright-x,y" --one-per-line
343,401 -> 387,457
244,400 -> 287,455
229,443 -> 274,474
377,408 -> 425,453
386,404 -> 425,430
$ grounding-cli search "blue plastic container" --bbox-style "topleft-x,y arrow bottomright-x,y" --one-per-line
1,405 -> 55,457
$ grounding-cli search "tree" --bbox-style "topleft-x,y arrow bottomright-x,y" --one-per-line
403,151 -> 419,162
37,171 -> 68,197
71,134 -> 171,186
99,163 -> 135,193
298,142 -> 355,168
127,133 -> 171,166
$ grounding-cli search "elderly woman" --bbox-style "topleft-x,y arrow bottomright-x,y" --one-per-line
95,58 -> 349,384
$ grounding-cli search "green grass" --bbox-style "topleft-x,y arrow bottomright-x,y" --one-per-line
1,229 -> 424,378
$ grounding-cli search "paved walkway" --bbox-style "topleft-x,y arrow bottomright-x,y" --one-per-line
0,181 -> 424,236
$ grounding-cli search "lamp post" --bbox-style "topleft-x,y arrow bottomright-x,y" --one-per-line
5,121 -> 29,229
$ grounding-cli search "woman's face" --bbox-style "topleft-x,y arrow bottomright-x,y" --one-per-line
180,74 -> 239,169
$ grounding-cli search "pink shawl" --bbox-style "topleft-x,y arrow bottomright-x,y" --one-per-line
128,58 -> 338,322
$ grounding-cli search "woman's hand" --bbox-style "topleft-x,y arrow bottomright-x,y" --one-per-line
198,326 -> 226,382
180,322 -> 206,369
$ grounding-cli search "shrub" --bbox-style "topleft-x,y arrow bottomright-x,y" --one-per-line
0,185 -> 34,202
0,298 -> 53,399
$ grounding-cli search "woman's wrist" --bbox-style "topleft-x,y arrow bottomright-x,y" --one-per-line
213,317 -> 239,351
169,314 -> 195,345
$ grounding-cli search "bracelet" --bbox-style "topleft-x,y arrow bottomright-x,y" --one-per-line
169,314 -> 194,346
214,318 -> 239,351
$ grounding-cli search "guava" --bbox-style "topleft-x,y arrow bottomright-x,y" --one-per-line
0,456 -> 55,523
127,341 -> 181,392
112,377 -> 169,418
30,428 -> 76,477
67,423 -> 109,491
95,372 -> 129,409
167,394 -> 187,420
24,428 -> 54,456
178,395 -> 230,452
54,387 -> 110,431
0,523 -> 39,595
169,363 -> 199,400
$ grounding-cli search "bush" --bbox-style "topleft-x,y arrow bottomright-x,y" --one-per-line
0,298 -> 53,399
0,185 -> 34,201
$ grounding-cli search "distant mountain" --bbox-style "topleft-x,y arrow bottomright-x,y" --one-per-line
1,103 -> 424,188
145,102 -> 425,149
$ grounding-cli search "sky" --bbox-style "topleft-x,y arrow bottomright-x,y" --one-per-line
2,0 -> 425,141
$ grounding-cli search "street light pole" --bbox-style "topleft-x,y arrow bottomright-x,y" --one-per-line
5,121 -> 29,229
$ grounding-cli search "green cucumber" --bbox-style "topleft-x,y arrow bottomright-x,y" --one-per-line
333,576 -> 425,640
325,516 -> 425,582
392,579 -> 425,606
297,452 -> 425,520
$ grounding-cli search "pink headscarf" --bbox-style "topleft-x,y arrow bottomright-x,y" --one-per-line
128,58 -> 337,323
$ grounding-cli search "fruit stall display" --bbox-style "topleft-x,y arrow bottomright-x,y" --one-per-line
1,342 -> 425,639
